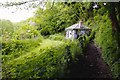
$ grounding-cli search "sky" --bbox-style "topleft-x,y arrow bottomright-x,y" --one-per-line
0,0 -> 37,22
0,8 -> 36,22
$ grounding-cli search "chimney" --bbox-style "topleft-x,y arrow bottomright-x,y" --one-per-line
79,20 -> 83,28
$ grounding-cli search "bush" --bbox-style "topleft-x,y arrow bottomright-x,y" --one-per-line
2,37 -> 43,55
94,13 -> 120,78
2,39 -> 82,79
69,40 -> 82,61
49,33 -> 65,41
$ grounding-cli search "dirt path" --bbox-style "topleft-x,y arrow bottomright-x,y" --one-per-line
65,42 -> 112,78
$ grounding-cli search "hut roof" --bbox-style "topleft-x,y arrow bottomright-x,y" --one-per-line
65,23 -> 90,31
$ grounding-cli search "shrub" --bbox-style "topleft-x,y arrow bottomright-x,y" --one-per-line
49,33 -> 65,41
94,13 -> 120,78
2,39 -> 82,79
2,37 -> 43,55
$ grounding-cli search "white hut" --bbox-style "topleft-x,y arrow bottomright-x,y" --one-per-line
65,21 -> 91,39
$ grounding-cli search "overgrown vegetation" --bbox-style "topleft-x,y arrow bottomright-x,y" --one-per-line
2,37 -> 82,79
90,13 -> 120,78
1,1 -> 120,79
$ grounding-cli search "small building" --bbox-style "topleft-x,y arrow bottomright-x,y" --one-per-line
65,21 -> 91,39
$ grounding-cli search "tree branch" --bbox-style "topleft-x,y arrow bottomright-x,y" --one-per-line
0,0 -> 43,7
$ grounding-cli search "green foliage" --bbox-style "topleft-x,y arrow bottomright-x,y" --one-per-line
34,3 -> 82,36
2,38 -> 43,56
93,13 -> 120,78
69,40 -> 82,61
33,2 -> 96,36
2,38 -> 82,79
111,60 -> 120,78
0,19 -> 14,35
1,2 -> 120,79
0,36 -> 2,43
13,24 -> 40,40
49,33 -> 65,41
0,19 -> 14,41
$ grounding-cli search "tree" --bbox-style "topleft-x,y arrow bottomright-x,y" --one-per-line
104,2 -> 120,48
105,2 -> 120,33
34,2 -> 82,36
0,19 -> 14,35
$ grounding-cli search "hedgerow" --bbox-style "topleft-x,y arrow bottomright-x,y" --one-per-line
93,13 -> 120,78
2,38 -> 82,79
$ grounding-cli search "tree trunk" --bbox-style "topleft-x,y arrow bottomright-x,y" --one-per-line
107,2 -> 120,48
108,2 -> 120,33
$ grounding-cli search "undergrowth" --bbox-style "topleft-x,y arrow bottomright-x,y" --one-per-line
91,13 -> 120,78
2,37 -> 82,79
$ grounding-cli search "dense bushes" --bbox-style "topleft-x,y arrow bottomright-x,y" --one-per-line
93,13 -> 120,78
49,34 -> 65,41
2,38 -> 42,55
13,24 -> 40,40
0,19 -> 14,36
2,38 -> 82,79
2,37 -> 43,64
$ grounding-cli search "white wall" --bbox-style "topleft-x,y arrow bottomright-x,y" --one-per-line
66,30 -> 77,39
66,30 -> 72,39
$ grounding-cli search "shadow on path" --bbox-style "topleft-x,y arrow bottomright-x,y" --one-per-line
65,42 -> 112,79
